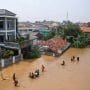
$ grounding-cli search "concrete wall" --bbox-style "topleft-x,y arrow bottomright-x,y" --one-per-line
0,54 -> 23,68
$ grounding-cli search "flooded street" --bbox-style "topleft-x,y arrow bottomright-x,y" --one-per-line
0,48 -> 90,90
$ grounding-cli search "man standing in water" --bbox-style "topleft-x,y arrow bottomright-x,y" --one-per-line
13,73 -> 19,87
41,65 -> 45,72
13,73 -> 16,81
77,57 -> 80,62
61,60 -> 65,66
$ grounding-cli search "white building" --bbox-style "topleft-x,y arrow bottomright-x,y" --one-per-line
0,9 -> 17,42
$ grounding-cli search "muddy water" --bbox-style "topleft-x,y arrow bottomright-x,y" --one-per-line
0,48 -> 90,90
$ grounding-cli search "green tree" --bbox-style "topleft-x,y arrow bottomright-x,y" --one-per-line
44,31 -> 56,40
2,50 -> 14,59
73,32 -> 89,48
57,21 -> 81,41
57,21 -> 90,48
63,21 -> 81,42
23,47 -> 41,59
87,22 -> 90,27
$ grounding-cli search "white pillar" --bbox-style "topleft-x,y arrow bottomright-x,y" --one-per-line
13,56 -> 15,63
5,17 -> 8,40
21,54 -> 23,60
14,19 -> 16,40
1,59 -> 4,68
18,49 -> 21,55
53,53 -> 55,56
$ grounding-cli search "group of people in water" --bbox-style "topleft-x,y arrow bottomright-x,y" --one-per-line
29,64 -> 45,79
71,56 -> 79,62
1,55 -> 80,87
61,56 -> 80,66
12,64 -> 45,87
12,56 -> 79,87
1,56 -> 80,87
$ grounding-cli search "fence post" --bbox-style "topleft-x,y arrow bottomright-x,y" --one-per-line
18,49 -> 21,55
1,59 -> 4,68
13,56 -> 15,64
53,53 -> 55,56
21,54 -> 23,60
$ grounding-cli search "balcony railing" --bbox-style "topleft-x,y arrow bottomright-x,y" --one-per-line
15,39 -> 33,48
0,40 -> 32,49
0,42 -> 20,49
4,42 -> 20,49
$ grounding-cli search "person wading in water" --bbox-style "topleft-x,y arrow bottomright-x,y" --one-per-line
13,73 -> 19,87
61,60 -> 65,66
41,65 -> 45,72
13,73 -> 16,81
77,57 -> 80,62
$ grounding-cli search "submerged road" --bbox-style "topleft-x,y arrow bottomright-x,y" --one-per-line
0,48 -> 90,90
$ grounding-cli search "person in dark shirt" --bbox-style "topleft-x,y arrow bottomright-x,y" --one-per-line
61,60 -> 65,66
41,65 -> 45,72
13,73 -> 19,87
77,57 -> 80,62
13,73 -> 16,81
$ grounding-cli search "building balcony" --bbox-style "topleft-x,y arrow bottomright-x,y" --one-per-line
0,40 -> 32,50
0,42 -> 20,50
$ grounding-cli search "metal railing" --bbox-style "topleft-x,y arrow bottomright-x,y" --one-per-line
4,42 -> 20,49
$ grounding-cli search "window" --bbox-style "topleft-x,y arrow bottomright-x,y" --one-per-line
7,19 -> 15,30
0,20 -> 4,29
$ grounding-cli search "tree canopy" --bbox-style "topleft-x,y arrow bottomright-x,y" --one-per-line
57,21 -> 90,48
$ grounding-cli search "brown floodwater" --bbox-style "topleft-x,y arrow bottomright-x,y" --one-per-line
0,47 -> 90,90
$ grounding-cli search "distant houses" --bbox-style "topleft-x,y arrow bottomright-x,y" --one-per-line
80,26 -> 90,34
18,21 -> 61,42
0,9 -> 70,60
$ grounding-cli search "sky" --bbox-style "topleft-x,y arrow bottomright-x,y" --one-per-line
0,0 -> 90,22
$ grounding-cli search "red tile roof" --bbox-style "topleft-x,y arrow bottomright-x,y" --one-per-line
80,26 -> 90,33
39,37 -> 67,52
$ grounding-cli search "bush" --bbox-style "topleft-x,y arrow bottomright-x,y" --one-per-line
2,50 -> 14,59
44,31 -> 56,40
72,32 -> 89,48
23,47 -> 41,59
